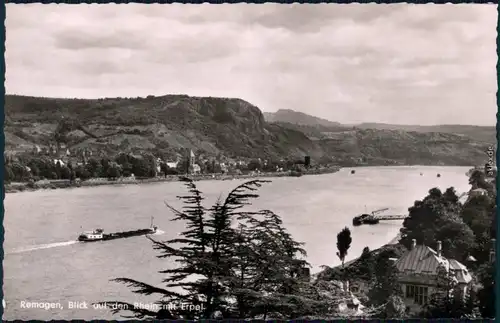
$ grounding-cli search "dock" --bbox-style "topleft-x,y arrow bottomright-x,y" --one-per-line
373,214 -> 407,221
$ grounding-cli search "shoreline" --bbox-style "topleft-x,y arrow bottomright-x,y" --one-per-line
5,167 -> 341,194
325,232 -> 403,273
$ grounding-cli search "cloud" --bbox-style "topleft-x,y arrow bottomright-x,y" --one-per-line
5,3 -> 497,125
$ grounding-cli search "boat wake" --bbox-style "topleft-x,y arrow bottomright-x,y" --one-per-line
7,229 -> 165,255
7,240 -> 79,255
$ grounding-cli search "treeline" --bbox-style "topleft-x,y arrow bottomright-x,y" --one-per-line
4,153 -> 160,183
4,152 -> 316,184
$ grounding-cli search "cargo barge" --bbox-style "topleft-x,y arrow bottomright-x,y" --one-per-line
78,217 -> 157,242
352,207 -> 407,226
352,214 -> 380,226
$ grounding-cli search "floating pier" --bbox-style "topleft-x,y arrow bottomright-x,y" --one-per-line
373,214 -> 407,221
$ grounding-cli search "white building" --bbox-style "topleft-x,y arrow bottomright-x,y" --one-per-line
53,159 -> 65,167
166,161 -> 178,169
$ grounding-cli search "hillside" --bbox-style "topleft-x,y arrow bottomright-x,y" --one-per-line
4,94 -> 493,166
5,95 -> 323,161
264,110 -> 496,144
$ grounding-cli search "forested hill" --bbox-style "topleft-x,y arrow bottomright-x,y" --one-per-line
264,109 -> 496,144
4,94 -> 493,166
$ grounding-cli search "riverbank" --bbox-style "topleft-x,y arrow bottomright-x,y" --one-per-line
315,233 -> 407,284
4,166 -> 341,193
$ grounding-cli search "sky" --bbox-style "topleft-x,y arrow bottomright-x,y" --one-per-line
5,4 -> 498,125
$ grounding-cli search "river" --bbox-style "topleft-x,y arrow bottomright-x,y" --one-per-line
3,166 -> 472,320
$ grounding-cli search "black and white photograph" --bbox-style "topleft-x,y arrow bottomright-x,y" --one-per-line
3,3 -> 498,320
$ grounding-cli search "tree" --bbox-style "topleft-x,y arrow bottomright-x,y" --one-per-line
421,265 -> 472,318
380,295 -> 406,319
357,246 -> 375,280
4,165 -> 14,183
336,227 -> 352,268
10,162 -> 30,181
75,165 -> 91,181
86,157 -> 103,178
368,251 -> 402,309
159,163 -> 169,177
246,160 -> 262,172
468,169 -> 493,192
107,164 -> 121,180
476,262 -> 495,318
27,156 -> 55,180
59,165 -> 72,180
399,187 -> 475,262
96,178 -> 318,320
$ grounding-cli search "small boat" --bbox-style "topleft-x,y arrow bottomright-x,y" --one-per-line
351,170 -> 356,174
437,173 -> 441,178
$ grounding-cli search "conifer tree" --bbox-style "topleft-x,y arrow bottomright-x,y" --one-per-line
336,227 -> 352,268
95,177 -> 318,319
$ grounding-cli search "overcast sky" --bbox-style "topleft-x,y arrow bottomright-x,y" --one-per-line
6,4 -> 497,125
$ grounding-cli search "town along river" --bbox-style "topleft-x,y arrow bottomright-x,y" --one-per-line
4,166 -> 471,320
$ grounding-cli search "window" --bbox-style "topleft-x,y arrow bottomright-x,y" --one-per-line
405,284 -> 429,305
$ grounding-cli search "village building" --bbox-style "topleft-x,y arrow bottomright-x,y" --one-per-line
184,148 -> 196,174
166,161 -> 178,169
219,162 -> 228,173
53,158 -> 66,167
393,239 -> 473,315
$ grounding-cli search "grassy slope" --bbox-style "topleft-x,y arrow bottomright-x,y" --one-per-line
5,94 -> 493,166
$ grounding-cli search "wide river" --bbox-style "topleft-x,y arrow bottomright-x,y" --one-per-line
4,166 -> 472,320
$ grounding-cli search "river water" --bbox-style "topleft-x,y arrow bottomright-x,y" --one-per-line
3,166 -> 471,320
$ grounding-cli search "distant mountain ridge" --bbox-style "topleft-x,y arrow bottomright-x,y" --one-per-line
4,94 -> 494,167
263,109 -> 343,129
264,109 -> 496,144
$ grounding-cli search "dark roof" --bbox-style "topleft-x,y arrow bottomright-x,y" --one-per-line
394,245 -> 472,284
395,245 -> 447,274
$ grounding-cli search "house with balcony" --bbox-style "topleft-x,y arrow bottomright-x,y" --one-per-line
393,239 -> 472,315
